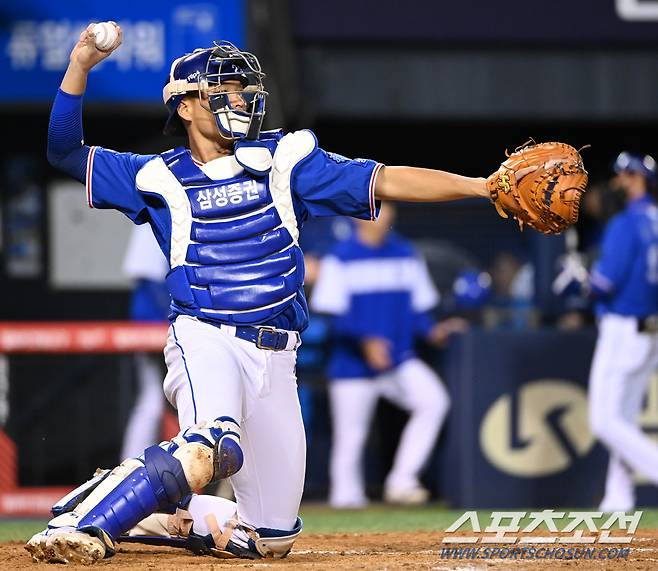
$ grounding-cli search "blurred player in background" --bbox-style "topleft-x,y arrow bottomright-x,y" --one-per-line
450,268 -> 492,324
312,203 -> 466,507
120,224 -> 169,460
296,217 -> 353,440
588,151 -> 658,511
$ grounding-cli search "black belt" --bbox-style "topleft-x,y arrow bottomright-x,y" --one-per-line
638,315 -> 658,333
233,325 -> 300,351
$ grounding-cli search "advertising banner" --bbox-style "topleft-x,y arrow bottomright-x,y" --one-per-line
2,0 -> 245,102
441,329 -> 619,508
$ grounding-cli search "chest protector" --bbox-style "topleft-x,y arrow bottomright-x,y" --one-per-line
150,144 -> 305,326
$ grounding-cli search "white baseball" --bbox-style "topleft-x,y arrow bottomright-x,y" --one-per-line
92,22 -> 118,52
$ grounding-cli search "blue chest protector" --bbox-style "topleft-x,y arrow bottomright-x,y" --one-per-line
160,145 -> 307,329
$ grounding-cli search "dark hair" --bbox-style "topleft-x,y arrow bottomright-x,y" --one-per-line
163,93 -> 197,137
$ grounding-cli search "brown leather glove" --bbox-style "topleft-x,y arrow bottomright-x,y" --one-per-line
486,141 -> 588,234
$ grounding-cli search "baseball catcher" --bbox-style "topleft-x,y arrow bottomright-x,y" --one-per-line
26,21 -> 587,565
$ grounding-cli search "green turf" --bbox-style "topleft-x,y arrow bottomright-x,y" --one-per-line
0,519 -> 47,543
300,503 -> 466,532
3,506 -> 658,542
300,504 -> 658,534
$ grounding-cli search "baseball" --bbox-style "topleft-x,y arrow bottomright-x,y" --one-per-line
92,22 -> 118,52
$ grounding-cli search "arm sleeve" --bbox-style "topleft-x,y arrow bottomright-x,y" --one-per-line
47,88 -> 155,223
47,89 -> 89,183
293,145 -> 383,221
590,216 -> 635,297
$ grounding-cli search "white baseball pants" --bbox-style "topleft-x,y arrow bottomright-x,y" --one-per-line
328,358 -> 450,507
162,315 -> 306,531
589,313 -> 658,511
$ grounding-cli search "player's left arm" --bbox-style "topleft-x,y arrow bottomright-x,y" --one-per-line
374,166 -> 489,202
289,131 -> 487,222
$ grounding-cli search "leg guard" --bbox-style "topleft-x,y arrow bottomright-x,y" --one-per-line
70,445 -> 192,551
51,468 -> 111,517
33,416 -> 242,560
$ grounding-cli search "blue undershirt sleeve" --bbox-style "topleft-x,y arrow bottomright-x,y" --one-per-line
47,89 -> 89,183
47,88 -> 156,222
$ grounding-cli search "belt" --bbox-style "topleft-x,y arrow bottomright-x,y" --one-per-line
638,315 -> 658,334
233,325 -> 301,351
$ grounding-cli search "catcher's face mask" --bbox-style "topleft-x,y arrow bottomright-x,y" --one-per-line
198,41 -> 267,141
162,41 -> 267,140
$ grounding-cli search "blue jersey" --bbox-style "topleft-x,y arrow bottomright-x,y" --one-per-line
590,195 -> 658,317
311,232 -> 439,379
85,131 -> 382,332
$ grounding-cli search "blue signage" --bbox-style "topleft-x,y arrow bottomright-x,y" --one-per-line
2,0 -> 245,102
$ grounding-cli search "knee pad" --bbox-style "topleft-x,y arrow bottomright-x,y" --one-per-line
164,416 -> 243,483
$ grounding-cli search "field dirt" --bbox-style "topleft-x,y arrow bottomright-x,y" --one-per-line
5,530 -> 658,570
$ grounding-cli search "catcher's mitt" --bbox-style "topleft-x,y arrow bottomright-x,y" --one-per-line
486,141 -> 588,234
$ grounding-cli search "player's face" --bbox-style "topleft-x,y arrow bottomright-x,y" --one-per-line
178,80 -> 249,145
611,171 -> 646,198
205,80 -> 249,112
179,95 -> 226,144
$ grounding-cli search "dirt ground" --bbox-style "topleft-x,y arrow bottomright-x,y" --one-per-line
5,530 -> 658,570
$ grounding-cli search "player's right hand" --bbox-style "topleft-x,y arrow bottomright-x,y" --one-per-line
69,22 -> 122,72
361,337 -> 393,372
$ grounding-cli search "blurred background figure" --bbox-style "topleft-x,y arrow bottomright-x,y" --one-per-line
297,217 -> 354,442
485,252 -> 536,329
311,203 -> 466,508
120,224 -> 170,461
451,268 -> 492,324
588,151 -> 658,512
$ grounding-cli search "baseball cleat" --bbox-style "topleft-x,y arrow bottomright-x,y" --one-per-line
25,527 -> 106,564
383,485 -> 430,506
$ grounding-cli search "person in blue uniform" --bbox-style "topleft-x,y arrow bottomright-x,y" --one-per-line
588,152 -> 658,512
312,203 -> 466,507
28,23 -> 493,564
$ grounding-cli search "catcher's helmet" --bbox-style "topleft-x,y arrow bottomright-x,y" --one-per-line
163,41 -> 267,140
613,151 -> 657,185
